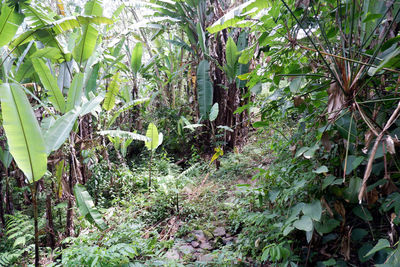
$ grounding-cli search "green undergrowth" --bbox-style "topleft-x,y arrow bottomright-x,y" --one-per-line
4,126 -> 400,266
52,132 -> 272,266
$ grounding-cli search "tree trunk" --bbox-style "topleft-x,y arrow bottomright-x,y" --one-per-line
5,173 -> 13,215
46,193 -> 56,249
31,182 -> 40,267
65,156 -> 75,237
208,30 -> 250,150
0,173 -> 5,227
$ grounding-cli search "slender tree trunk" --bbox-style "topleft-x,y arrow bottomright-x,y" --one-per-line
31,182 -> 39,267
46,193 -> 56,249
5,173 -> 13,215
79,115 -> 92,185
148,152 -> 153,189
0,173 -> 5,227
65,156 -> 74,237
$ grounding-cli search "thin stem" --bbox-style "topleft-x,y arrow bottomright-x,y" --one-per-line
299,45 -> 400,74
31,182 -> 39,267
280,0 -> 345,92
148,152 -> 153,189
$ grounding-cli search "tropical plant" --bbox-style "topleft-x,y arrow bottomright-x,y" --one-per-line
208,0 -> 400,264
145,123 -> 163,188
0,83 -> 47,266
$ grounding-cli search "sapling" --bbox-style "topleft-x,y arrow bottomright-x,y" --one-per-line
145,123 -> 163,188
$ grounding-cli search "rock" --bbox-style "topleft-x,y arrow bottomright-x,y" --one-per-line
164,248 -> 180,260
193,252 -> 202,261
192,230 -> 207,242
213,227 -> 226,237
179,244 -> 195,255
200,241 -> 213,250
203,230 -> 214,240
198,253 -> 214,262
183,186 -> 193,195
191,241 -> 200,248
222,237 -> 234,245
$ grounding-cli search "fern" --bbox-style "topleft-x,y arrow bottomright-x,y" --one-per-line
0,213 -> 35,266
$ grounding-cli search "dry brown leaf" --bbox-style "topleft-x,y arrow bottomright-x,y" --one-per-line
363,130 -> 374,154
321,132 -> 332,152
293,96 -> 304,107
289,144 -> 297,157
382,178 -> 399,195
321,197 -> 334,217
359,101 -> 400,203
327,82 -> 345,121
367,188 -> 379,207
340,227 -> 351,261
334,201 -> 346,221
386,135 -> 396,154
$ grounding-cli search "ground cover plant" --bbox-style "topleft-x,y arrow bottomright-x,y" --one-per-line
1,0 -> 400,266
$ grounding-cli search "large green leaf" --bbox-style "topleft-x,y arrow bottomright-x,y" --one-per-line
10,15 -> 112,50
0,3 -> 24,46
314,217 -> 340,234
84,0 -> 103,16
0,146 -> 12,169
107,98 -> 150,128
31,58 -> 66,113
302,201 -> 322,221
85,62 -> 100,96
293,215 -> 313,232
79,92 -> 105,116
0,83 -> 47,183
197,60 -> 213,119
145,123 -> 160,151
102,72 -> 120,111
31,47 -> 66,62
209,103 -> 219,122
66,73 -> 84,112
131,42 -> 143,75
43,108 -> 80,154
207,0 -> 270,33
225,37 -> 239,82
73,24 -> 99,65
343,155 -> 364,175
74,184 -> 107,230
98,130 -> 149,142
226,37 -> 239,71
236,31 -> 250,88
196,22 -> 207,55
73,0 -> 104,65
365,239 -> 390,257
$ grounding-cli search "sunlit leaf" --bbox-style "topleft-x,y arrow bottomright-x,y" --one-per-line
0,83 -> 47,183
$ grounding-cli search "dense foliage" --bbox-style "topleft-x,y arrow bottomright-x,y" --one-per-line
0,0 -> 400,266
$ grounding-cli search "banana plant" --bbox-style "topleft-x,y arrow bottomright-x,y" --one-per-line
0,2 -> 24,47
73,0 -> 105,68
145,123 -> 163,188
197,60 -> 213,120
103,72 -> 121,111
98,130 -> 149,162
73,184 -> 107,230
0,83 -> 47,267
